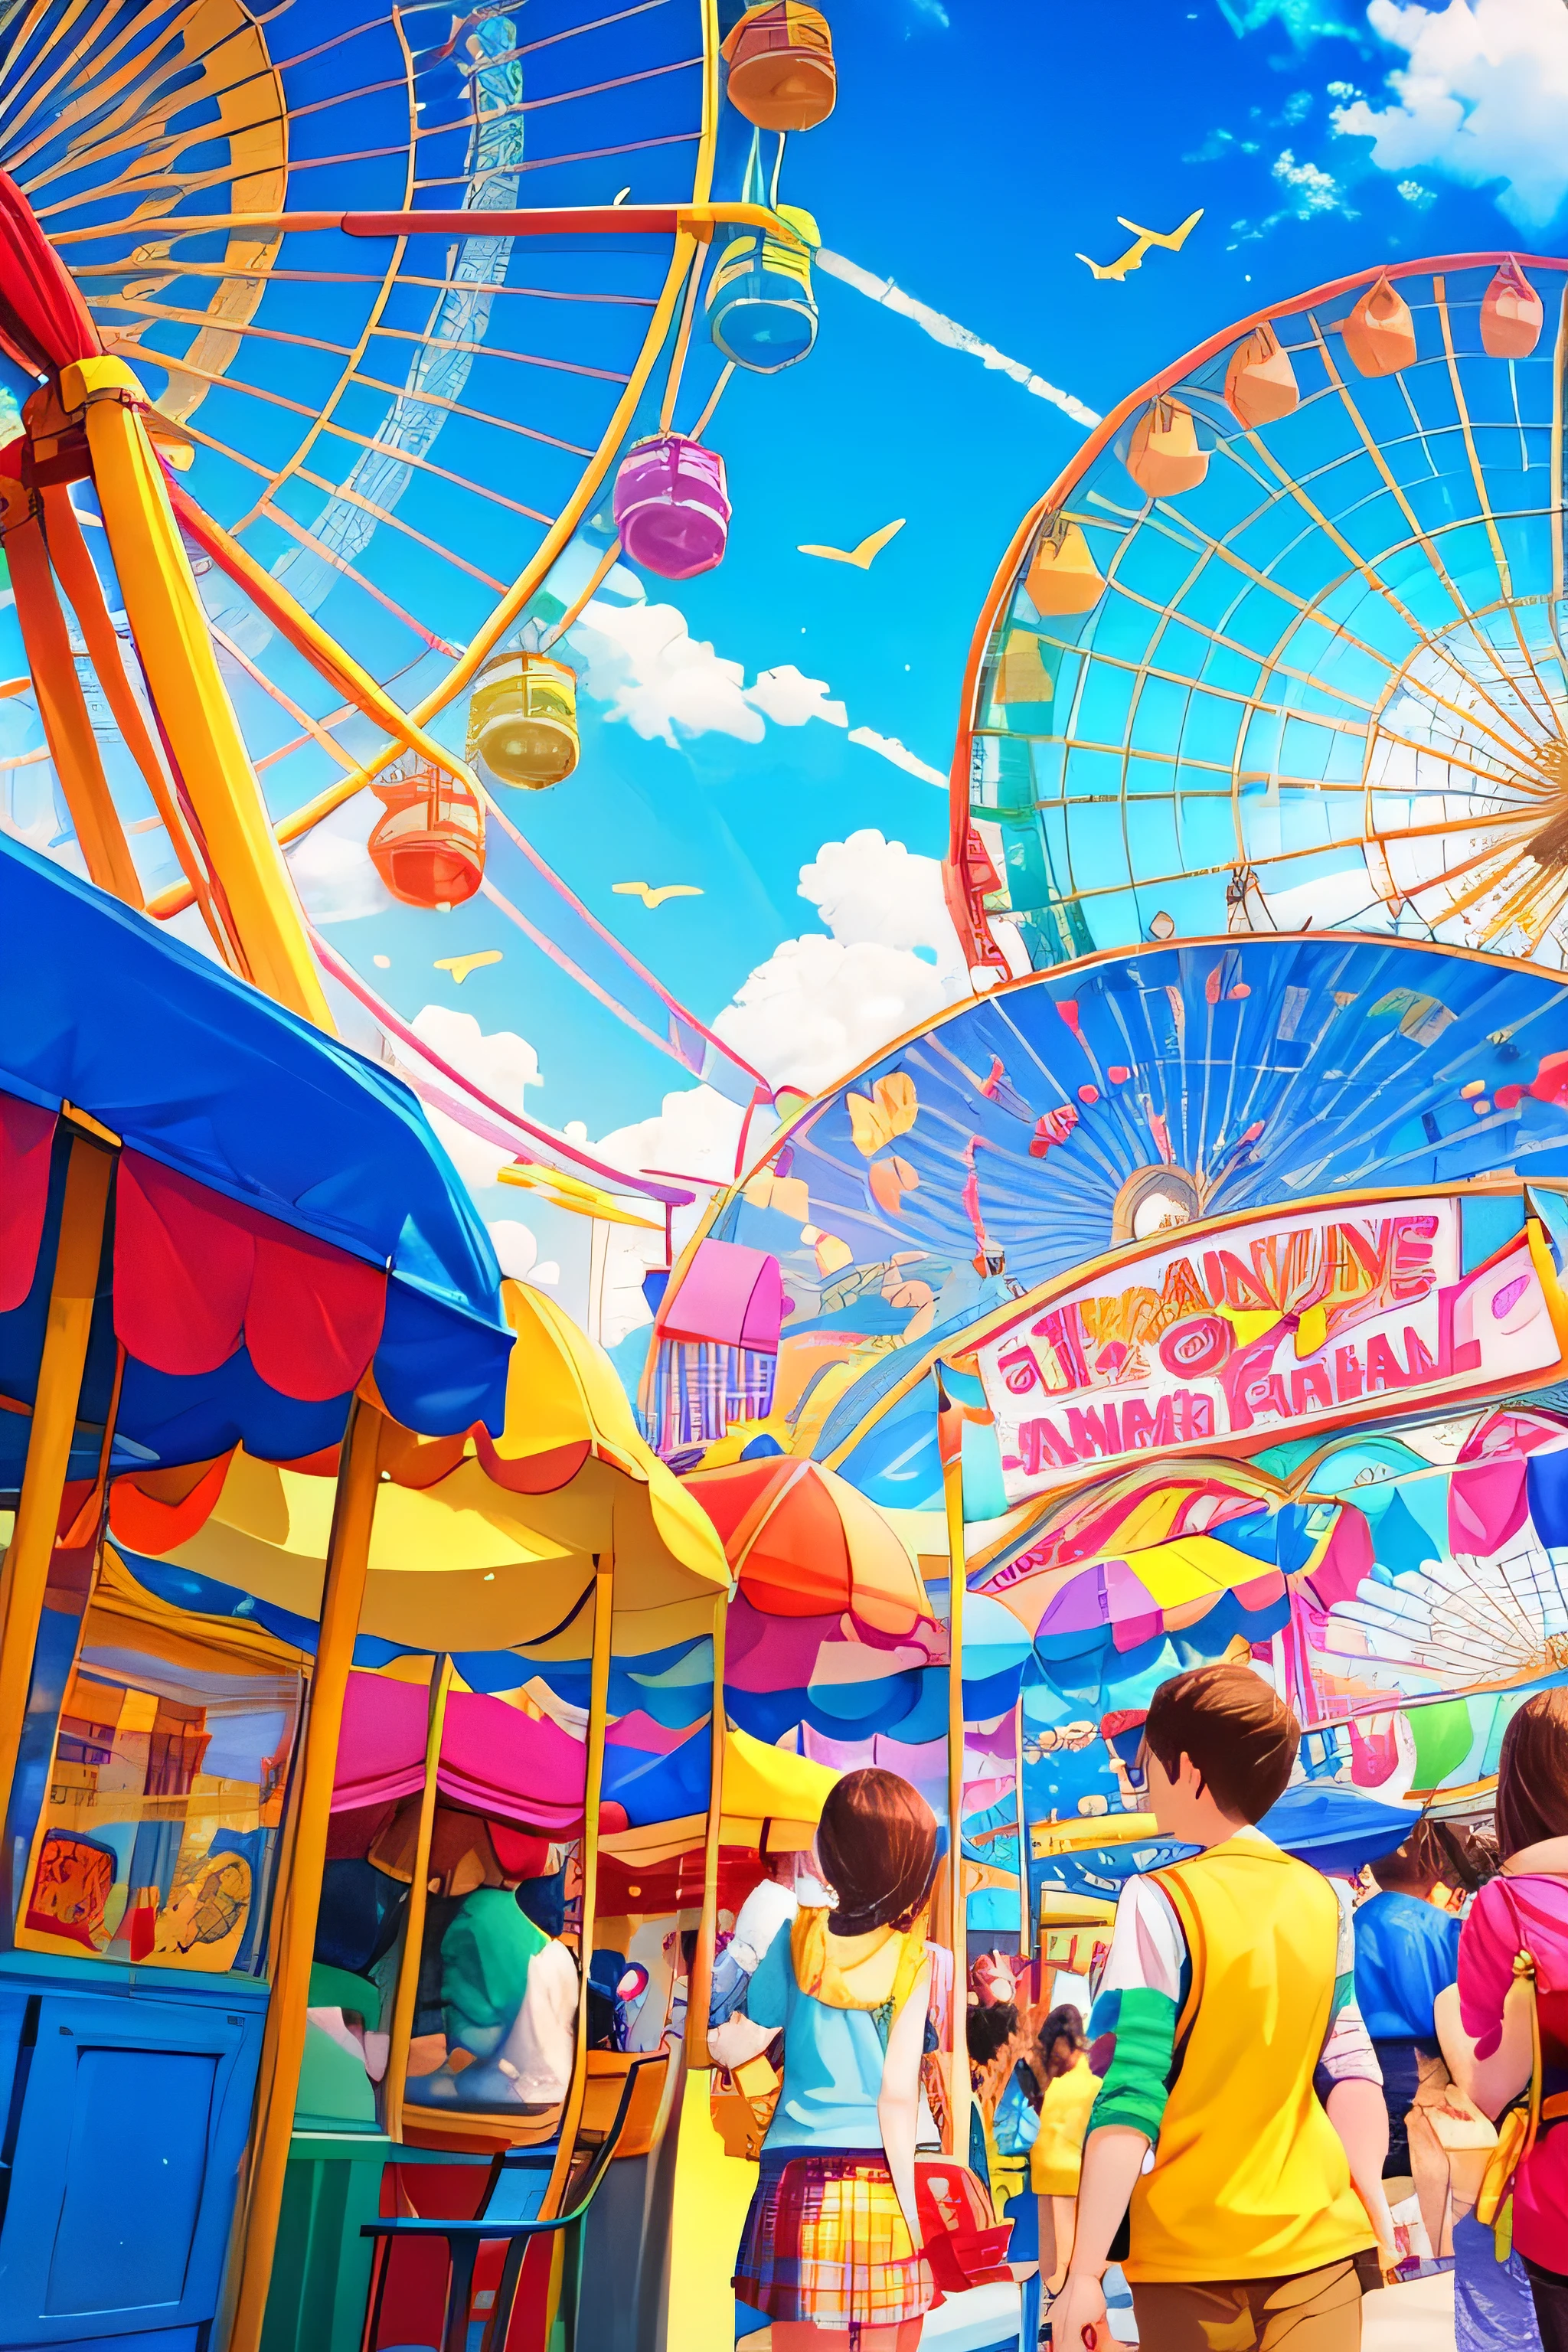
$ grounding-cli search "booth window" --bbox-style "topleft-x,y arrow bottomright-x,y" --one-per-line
392,1802 -> 580,2118
15,1565 -> 305,1976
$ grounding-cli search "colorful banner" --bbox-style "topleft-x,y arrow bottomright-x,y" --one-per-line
976,1197 -> 1565,1506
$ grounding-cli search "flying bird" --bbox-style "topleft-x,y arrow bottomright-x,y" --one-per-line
612,881 -> 704,909
434,949 -> 503,984
1076,209 -> 1204,283
798,517 -> 906,570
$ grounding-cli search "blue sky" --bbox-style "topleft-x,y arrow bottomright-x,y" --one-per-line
392,0 -> 1568,1127
8,0 -> 1568,1305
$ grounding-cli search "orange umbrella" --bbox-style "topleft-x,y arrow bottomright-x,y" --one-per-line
683,1455 -> 933,1636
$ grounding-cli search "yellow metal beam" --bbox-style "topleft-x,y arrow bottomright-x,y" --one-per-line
939,1376 -> 969,2166
227,1400 -> 384,2352
539,1553 -> 614,2222
381,1654 -> 455,2143
685,1588 -> 728,2072
0,1135 -> 114,1838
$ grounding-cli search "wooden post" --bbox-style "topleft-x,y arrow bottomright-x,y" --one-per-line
227,1400 -> 384,2352
539,1553 -> 613,2221
939,1373 -> 969,2167
0,1132 -> 114,1840
381,1655 -> 454,2142
684,1589 -> 728,2071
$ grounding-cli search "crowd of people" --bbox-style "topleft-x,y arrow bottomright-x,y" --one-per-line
704,1668 -> 1568,2352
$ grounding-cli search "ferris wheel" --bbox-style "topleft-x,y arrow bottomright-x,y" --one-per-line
947,256 -> 1568,978
0,0 -> 832,1145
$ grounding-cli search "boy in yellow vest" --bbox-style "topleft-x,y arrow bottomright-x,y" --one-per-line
1050,1663 -> 1389,2352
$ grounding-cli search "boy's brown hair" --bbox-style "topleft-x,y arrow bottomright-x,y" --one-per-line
1143,1662 -> 1299,1823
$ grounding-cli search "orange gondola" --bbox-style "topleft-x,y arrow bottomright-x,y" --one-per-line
720,1 -> 836,131
368,760 -> 485,909
1340,270 -> 1417,377
1480,256 -> 1544,358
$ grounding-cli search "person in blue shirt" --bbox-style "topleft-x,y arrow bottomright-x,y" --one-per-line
1352,1821 -> 1463,2185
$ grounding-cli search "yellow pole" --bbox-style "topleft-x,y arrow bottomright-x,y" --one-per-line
60,359 -> 333,1031
0,1133 -> 114,1837
684,1588 -> 728,2072
0,494 -> 143,908
40,482 -> 232,960
539,1552 -> 613,2221
227,1400 -> 383,2352
939,1374 -> 969,2167
381,1654 -> 454,2144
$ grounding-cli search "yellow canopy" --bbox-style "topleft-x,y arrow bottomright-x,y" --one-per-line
109,1279 -> 730,1649
600,1726 -> 839,1866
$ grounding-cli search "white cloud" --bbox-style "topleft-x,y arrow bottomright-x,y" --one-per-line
847,726 -> 948,789
701,829 -> 967,1096
714,935 -> 956,1096
816,248 -> 1100,429
799,828 -> 967,986
1334,0 -> 1568,227
286,796 -> 397,926
412,1004 -> 542,1100
590,833 -> 968,1186
566,592 -> 949,783
569,598 -> 763,747
596,1083 -> 747,1184
745,665 -> 848,728
407,1005 -> 542,1191
485,1217 -> 540,1279
1270,145 -> 1354,213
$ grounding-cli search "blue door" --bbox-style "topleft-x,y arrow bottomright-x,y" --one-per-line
0,1985 -> 262,2352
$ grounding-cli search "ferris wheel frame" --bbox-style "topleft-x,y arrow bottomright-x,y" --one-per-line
945,250 -> 1568,977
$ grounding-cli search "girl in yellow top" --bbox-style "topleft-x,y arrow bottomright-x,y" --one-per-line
1030,2004 -> 1099,2285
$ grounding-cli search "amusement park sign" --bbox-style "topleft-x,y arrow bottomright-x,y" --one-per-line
975,1197 -> 1566,1506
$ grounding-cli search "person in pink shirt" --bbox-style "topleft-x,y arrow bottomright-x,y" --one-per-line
1451,1687 -> 1568,2350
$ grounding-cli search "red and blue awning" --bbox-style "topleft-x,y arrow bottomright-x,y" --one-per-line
0,831 -> 511,1475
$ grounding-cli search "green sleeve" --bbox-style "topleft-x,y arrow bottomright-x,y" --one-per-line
1084,1984 -> 1177,2146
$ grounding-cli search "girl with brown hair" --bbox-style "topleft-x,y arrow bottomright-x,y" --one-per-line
1446,1687 -> 1568,2350
715,1768 -> 939,2350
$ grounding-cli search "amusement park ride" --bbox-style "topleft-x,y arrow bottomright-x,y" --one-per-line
0,0 -> 1566,2343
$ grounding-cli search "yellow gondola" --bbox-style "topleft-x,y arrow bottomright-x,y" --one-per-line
466,653 -> 581,792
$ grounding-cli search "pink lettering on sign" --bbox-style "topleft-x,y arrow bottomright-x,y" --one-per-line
997,1344 -> 1044,1396
1158,1314 -> 1232,1378
982,1196 -> 1560,1503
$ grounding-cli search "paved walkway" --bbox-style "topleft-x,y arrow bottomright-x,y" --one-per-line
1363,2271 -> 1455,2351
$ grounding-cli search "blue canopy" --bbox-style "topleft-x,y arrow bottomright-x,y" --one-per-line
0,833 -> 510,1462
1258,1782 -> 1418,1877
1034,1781 -> 1416,1909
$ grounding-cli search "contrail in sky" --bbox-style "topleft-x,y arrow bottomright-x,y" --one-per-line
816,249 -> 1101,429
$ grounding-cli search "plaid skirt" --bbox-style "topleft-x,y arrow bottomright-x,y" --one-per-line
733,2147 -> 935,2328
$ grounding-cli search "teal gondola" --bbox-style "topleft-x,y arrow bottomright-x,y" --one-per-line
706,144 -> 820,373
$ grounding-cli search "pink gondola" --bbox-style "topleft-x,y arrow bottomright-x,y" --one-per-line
612,434 -> 731,580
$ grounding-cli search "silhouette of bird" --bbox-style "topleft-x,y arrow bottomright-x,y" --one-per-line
1076,209 -> 1204,283
798,518 -> 906,569
612,882 -> 704,909
434,949 -> 503,983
